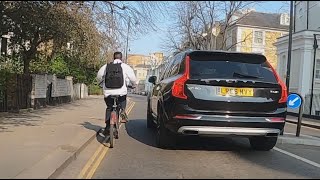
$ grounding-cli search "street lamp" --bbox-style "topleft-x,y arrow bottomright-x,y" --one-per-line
125,17 -> 131,64
125,17 -> 139,63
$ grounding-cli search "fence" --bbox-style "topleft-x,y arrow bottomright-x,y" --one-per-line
303,93 -> 320,116
0,89 -> 6,112
72,83 -> 88,100
0,73 -> 88,112
0,76 -> 7,112
0,74 -> 32,112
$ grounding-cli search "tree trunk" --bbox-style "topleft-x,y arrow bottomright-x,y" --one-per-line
22,51 -> 32,75
22,44 -> 38,75
23,56 -> 31,75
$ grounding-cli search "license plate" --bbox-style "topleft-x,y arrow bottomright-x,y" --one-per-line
218,87 -> 254,97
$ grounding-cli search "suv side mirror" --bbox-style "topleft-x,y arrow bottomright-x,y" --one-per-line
148,76 -> 157,85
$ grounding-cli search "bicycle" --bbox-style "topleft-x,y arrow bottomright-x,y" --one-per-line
109,95 -> 122,148
108,85 -> 134,148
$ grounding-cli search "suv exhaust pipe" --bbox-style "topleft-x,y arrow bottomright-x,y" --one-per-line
183,130 -> 199,135
266,133 -> 279,137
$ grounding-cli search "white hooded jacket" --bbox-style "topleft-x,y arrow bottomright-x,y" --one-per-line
96,59 -> 137,97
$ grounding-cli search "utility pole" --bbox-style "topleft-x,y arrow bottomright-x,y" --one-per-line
285,1 -> 294,91
125,17 -> 131,64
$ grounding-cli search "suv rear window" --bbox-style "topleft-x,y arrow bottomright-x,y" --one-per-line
189,58 -> 278,83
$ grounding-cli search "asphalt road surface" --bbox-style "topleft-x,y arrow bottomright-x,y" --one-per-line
59,94 -> 320,179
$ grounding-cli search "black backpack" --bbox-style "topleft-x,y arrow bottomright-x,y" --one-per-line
104,62 -> 124,89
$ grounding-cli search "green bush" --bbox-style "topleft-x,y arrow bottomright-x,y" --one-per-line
88,84 -> 103,95
50,55 -> 70,77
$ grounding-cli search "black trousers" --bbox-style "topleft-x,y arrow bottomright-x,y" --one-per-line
104,95 -> 127,125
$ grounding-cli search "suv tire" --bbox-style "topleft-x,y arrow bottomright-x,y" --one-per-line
147,102 -> 156,129
249,136 -> 277,151
156,108 -> 176,149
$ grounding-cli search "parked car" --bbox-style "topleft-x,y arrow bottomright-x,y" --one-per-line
141,91 -> 147,96
147,50 -> 287,151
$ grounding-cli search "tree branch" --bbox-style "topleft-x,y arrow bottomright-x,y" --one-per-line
226,31 -> 253,51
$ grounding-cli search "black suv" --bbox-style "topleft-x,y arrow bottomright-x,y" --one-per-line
147,50 -> 287,151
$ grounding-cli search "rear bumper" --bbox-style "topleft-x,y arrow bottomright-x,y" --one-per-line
177,126 -> 280,137
173,114 -> 285,123
165,114 -> 285,135
162,98 -> 286,135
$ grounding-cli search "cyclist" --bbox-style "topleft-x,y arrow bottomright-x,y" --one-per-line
97,52 -> 137,133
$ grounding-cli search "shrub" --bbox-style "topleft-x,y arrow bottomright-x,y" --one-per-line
88,84 -> 103,95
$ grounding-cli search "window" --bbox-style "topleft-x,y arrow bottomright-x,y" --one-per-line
160,56 -> 175,81
315,59 -> 320,79
189,55 -> 277,83
280,13 -> 290,25
299,8 -> 303,18
179,56 -> 186,74
160,53 -> 186,80
226,30 -> 232,48
169,53 -> 183,77
254,31 -> 263,44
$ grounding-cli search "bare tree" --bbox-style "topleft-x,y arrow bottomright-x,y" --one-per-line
87,1 -> 168,46
162,1 -> 259,53
218,1 -> 257,50
160,30 -> 185,53
225,31 -> 253,51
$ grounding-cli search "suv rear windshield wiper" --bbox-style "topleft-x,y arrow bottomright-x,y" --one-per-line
233,72 -> 263,79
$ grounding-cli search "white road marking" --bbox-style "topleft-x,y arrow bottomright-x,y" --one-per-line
274,147 -> 320,168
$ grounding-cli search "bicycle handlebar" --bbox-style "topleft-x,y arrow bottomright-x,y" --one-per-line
128,85 -> 136,89
98,81 -> 136,89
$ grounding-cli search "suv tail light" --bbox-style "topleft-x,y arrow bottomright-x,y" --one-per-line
266,61 -> 288,103
172,55 -> 190,99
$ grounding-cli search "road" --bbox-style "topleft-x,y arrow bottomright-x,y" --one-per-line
59,95 -> 320,179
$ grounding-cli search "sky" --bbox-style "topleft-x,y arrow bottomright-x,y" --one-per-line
128,1 -> 289,57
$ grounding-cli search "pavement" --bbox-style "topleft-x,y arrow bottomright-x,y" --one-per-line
286,115 -> 320,129
1,94 -> 320,178
0,95 -> 121,179
280,115 -> 320,146
278,133 -> 320,147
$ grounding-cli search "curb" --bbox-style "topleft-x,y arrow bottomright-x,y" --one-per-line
14,130 -> 99,179
286,119 -> 320,130
12,98 -> 134,179
49,131 -> 99,179
277,136 -> 320,147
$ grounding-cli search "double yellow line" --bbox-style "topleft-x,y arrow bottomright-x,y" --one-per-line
78,101 -> 135,179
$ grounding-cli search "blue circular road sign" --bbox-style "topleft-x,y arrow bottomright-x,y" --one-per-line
287,93 -> 302,109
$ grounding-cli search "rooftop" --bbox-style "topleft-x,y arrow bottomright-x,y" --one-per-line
235,11 -> 289,30
134,64 -> 152,69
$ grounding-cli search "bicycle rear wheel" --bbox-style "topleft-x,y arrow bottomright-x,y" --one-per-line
109,124 -> 114,148
109,111 -> 118,148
